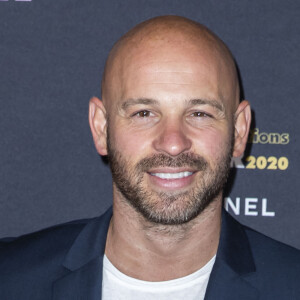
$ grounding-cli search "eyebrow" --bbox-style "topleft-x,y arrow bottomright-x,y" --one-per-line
121,98 -> 159,110
187,98 -> 225,112
120,97 -> 225,112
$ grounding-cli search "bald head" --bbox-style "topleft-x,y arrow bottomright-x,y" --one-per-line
102,15 -> 239,109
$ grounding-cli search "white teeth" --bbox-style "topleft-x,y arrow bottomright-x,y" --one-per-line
151,171 -> 193,179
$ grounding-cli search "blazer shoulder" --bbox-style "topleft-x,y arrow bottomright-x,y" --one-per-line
222,211 -> 300,265
245,225 -> 300,258
0,216 -> 101,262
0,216 -> 100,299
0,217 -> 92,245
242,224 -> 300,275
220,212 -> 300,298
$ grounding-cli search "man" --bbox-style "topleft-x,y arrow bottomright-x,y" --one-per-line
1,16 -> 299,300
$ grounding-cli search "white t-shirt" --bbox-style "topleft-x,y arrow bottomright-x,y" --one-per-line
102,254 -> 216,300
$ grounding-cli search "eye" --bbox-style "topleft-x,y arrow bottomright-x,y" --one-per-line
133,110 -> 153,118
191,111 -> 212,118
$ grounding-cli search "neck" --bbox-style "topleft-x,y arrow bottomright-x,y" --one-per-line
105,190 -> 222,281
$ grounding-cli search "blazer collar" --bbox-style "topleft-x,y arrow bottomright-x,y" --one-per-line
204,210 -> 258,299
52,207 -> 112,300
63,206 -> 112,271
217,210 -> 256,275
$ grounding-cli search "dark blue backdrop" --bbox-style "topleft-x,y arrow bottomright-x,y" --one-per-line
0,0 -> 299,249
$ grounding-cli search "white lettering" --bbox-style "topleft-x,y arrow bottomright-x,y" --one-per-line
224,197 -> 240,215
262,198 -> 275,217
224,197 -> 276,217
245,198 -> 258,216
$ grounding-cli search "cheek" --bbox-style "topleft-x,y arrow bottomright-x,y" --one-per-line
110,124 -> 153,160
192,128 -> 231,161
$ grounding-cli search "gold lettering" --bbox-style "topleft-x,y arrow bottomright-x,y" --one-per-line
247,128 -> 289,145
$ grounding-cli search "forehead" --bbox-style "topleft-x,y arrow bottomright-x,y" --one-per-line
109,40 -> 237,111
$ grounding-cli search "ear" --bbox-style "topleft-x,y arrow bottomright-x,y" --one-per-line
232,100 -> 251,157
89,97 -> 108,156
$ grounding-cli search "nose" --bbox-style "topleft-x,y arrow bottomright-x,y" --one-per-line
152,119 -> 192,156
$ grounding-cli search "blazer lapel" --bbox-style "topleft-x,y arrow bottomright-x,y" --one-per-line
52,257 -> 103,300
204,258 -> 259,300
52,207 -> 112,300
205,210 -> 259,300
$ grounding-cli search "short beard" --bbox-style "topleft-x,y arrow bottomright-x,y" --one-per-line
107,132 -> 233,226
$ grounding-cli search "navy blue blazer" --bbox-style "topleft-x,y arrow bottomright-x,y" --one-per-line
1,207 -> 300,299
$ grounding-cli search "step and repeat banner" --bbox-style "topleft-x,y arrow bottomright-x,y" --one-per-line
0,0 -> 299,249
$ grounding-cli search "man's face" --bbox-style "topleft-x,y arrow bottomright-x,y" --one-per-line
105,42 -> 236,225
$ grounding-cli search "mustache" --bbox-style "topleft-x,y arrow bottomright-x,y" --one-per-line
136,153 -> 208,172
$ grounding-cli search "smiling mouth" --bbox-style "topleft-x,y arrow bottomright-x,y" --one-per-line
150,171 -> 194,179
